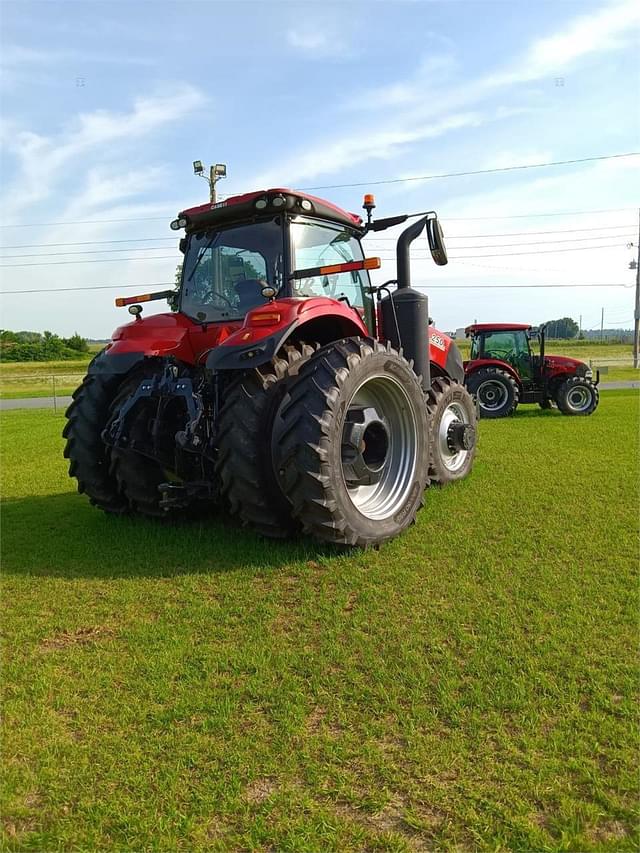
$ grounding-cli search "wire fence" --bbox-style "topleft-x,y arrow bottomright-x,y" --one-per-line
0,372 -> 85,413
0,360 -> 637,412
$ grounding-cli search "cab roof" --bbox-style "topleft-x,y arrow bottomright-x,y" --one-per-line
179,188 -> 363,233
465,323 -> 531,335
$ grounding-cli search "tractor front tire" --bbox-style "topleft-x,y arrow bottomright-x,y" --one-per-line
215,342 -> 317,538
466,367 -> 519,419
63,373 -> 128,514
427,377 -> 477,485
272,337 -> 429,548
555,376 -> 599,416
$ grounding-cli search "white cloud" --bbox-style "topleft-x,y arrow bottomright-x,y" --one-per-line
286,13 -> 355,59
0,86 -> 206,223
251,1 -> 640,193
251,111 -> 486,189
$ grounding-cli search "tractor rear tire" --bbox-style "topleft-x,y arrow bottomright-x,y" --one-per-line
272,337 -> 429,548
466,367 -> 519,419
63,373 -> 128,514
108,365 -> 190,519
215,342 -> 317,538
427,377 -> 477,485
555,376 -> 599,416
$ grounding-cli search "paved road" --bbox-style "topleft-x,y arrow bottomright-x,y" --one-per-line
1,395 -> 73,411
1,381 -> 638,411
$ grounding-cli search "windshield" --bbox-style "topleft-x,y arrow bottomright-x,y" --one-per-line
180,218 -> 284,322
290,218 -> 369,309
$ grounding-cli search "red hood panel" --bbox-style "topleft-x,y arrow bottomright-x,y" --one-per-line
544,354 -> 586,370
107,312 -> 242,362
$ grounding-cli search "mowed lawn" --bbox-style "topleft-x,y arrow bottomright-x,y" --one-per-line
1,392 -> 638,852
0,340 -> 638,399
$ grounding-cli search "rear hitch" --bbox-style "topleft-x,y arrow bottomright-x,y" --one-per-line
158,481 -> 216,511
102,363 -> 201,449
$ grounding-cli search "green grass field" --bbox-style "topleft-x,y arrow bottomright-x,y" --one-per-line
0,359 -> 91,400
1,391 -> 638,851
1,341 -> 637,400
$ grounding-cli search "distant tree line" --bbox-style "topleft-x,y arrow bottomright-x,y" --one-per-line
0,329 -> 90,361
543,317 -> 580,339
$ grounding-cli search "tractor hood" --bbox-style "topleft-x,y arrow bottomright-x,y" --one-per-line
545,354 -> 585,370
106,311 -> 239,362
544,354 -> 591,376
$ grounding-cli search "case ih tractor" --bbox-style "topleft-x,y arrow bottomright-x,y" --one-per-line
464,322 -> 599,419
64,189 -> 477,547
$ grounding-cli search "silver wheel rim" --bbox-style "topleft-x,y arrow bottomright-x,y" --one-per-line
477,379 -> 508,411
438,402 -> 470,472
341,373 -> 418,520
567,385 -> 593,412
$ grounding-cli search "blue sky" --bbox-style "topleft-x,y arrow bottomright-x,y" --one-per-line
1,0 -> 639,337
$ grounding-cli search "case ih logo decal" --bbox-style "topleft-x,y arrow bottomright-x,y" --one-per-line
430,333 -> 446,351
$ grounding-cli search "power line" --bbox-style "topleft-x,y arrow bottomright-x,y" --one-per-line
0,241 -> 632,269
442,207 -> 636,221
4,231 -> 634,261
1,245 -> 184,259
366,225 -> 636,240
0,237 -> 176,250
0,205 -> 635,230
0,255 -> 178,268
366,233 -> 635,251
2,223 -> 635,252
0,216 -> 172,229
1,283 -> 174,295
1,282 -> 632,296
299,152 -> 640,191
412,283 -> 632,289
374,242 -> 631,259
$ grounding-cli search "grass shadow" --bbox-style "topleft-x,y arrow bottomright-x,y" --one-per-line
2,491 -> 341,579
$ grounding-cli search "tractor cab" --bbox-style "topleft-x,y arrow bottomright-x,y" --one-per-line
464,322 -> 599,418
470,326 -> 535,380
468,324 -> 536,382
177,193 -> 375,329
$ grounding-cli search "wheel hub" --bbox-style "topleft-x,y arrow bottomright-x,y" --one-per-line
342,406 -> 390,486
447,420 -> 476,453
477,379 -> 508,411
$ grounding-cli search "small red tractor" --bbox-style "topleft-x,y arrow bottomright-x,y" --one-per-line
464,322 -> 599,418
64,189 -> 477,547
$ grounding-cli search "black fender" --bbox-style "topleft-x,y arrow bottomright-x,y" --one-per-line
444,342 -> 465,384
87,349 -> 149,376
205,323 -> 295,372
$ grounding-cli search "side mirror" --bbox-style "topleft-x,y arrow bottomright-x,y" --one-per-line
426,217 -> 447,266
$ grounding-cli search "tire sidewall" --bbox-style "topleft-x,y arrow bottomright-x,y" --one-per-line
467,368 -> 518,418
557,377 -> 598,415
319,347 -> 429,543
429,381 -> 476,483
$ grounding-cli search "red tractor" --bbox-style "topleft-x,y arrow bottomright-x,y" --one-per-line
464,323 -> 599,418
64,188 -> 477,547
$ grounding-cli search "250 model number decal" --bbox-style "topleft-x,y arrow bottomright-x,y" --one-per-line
430,333 -> 446,351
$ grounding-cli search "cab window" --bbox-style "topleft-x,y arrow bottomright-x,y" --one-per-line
181,219 -> 283,322
481,330 -> 529,360
289,218 -> 372,324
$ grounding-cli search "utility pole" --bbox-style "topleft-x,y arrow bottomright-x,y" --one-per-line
633,208 -> 640,368
600,307 -> 604,342
579,314 -> 582,338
